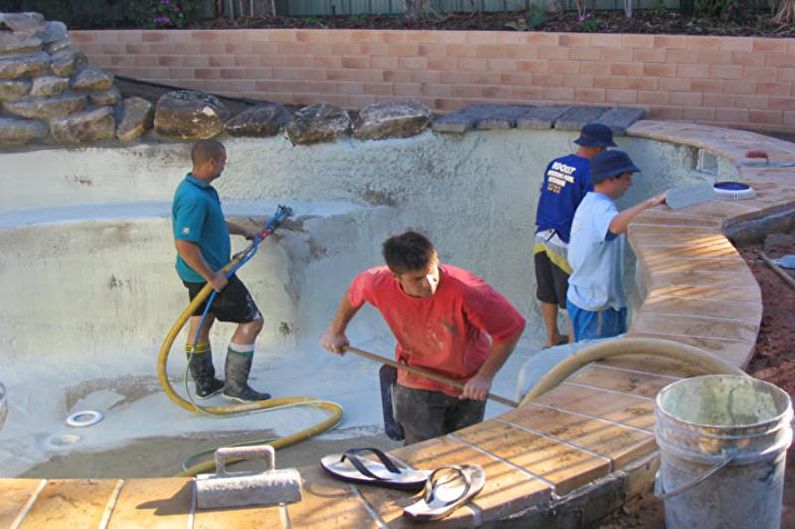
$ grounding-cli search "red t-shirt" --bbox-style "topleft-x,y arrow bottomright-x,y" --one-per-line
348,264 -> 525,396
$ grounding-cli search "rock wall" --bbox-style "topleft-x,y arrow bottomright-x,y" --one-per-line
0,12 -> 152,147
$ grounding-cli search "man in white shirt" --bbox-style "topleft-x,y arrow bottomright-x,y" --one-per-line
566,150 -> 666,341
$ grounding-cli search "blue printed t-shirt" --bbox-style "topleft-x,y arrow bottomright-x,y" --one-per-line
535,154 -> 592,243
566,192 -> 626,312
172,173 -> 230,283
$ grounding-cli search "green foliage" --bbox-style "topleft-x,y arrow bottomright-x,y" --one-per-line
504,4 -> 546,31
694,0 -> 752,21
652,0 -> 668,16
129,0 -> 197,29
579,13 -> 602,31
350,14 -> 369,25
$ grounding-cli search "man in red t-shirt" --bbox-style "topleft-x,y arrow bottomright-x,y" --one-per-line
321,231 -> 526,444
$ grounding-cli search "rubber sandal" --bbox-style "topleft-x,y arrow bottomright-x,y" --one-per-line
403,464 -> 485,521
320,447 -> 429,491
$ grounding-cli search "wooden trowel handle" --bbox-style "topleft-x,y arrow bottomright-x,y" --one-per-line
344,346 -> 519,408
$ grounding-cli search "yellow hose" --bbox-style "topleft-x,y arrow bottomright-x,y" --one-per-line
520,336 -> 748,405
157,256 -> 343,476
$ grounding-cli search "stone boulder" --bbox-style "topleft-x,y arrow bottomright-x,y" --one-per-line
224,103 -> 291,137
3,92 -> 85,120
50,48 -> 87,77
35,20 -> 67,45
154,90 -> 229,140
0,116 -> 48,146
0,12 -> 46,36
90,86 -> 120,106
0,31 -> 42,56
50,106 -> 115,145
352,100 -> 432,140
0,79 -> 30,101
286,103 -> 351,145
116,97 -> 154,142
0,51 -> 49,79
71,66 -> 114,92
29,75 -> 68,97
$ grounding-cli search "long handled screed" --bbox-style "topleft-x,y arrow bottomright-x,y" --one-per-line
345,346 -> 519,407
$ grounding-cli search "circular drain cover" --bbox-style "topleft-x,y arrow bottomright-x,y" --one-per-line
66,410 -> 104,428
45,433 -> 82,450
713,181 -> 755,200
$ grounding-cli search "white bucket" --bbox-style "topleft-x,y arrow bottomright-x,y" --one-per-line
655,375 -> 793,529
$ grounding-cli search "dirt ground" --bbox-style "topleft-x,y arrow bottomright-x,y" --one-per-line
594,230 -> 795,528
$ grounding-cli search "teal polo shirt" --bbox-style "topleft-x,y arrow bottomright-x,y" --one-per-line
172,173 -> 231,283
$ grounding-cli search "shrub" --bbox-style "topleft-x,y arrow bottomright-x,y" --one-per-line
129,0 -> 198,28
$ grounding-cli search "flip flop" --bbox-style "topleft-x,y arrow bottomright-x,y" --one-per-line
320,447 -> 429,491
403,464 -> 485,522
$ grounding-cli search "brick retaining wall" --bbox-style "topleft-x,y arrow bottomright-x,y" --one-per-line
71,29 -> 795,131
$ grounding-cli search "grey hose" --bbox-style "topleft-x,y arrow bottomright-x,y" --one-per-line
520,336 -> 748,405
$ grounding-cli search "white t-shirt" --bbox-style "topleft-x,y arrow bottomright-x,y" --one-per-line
566,192 -> 626,311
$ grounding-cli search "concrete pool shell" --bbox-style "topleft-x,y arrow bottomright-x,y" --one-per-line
1,119 -> 795,528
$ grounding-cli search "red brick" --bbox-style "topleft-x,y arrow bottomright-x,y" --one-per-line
390,44 -> 421,57
754,38 -> 789,52
512,85 -> 545,99
736,94 -> 770,109
381,70 -> 412,82
766,54 -> 795,68
697,49 -> 733,65
485,58 -> 516,72
769,97 -> 795,110
749,109 -> 783,124
682,106 -> 715,122
574,88 -> 606,102
341,56 -> 369,69
209,55 -> 235,67
418,44 -> 446,58
427,57 -> 458,70
744,66 -> 779,80
710,65 -> 744,80
477,44 -> 519,59
689,79 -> 724,92
399,56 -> 428,70
364,82 -> 393,96
453,84 -> 484,98
500,72 -> 534,84
445,44 -> 477,58
719,37 -> 753,51
542,86 -> 574,101
533,73 -> 563,87
403,30 -> 439,43
703,93 -> 735,107
563,75 -> 594,89
633,48 -> 666,63
559,34 -> 590,47
580,62 -> 606,75
606,89 -> 638,104
654,35 -> 688,49
638,90 -> 669,105
349,95 -> 378,107
783,111 -> 795,126
651,106 -> 684,119
142,31 -> 169,42
670,92 -> 702,106
370,56 -> 398,69
458,58 -> 488,71
713,107 -> 749,123
526,33 -> 559,46
349,30 -> 379,43
590,34 -> 623,48
599,48 -> 633,62
498,32 -> 530,45
465,32 -> 498,45
482,85 -> 512,98
313,56 -> 342,68
70,31 -> 96,43
537,46 -> 570,60
643,63 -> 677,77
411,70 -> 441,83
547,61 -> 580,75
665,49 -> 698,64
676,64 -> 711,78
730,51 -> 757,66
360,43 -> 390,56
518,59 -> 549,73
778,68 -> 795,82
611,63 -> 643,77
394,83 -> 422,97
622,34 -> 654,48
335,82 -> 365,96
659,78 -> 690,92
439,32 -> 466,44
569,47 -> 602,61
756,83 -> 792,96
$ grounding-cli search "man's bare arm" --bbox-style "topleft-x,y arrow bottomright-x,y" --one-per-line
174,239 -> 227,292
320,289 -> 362,355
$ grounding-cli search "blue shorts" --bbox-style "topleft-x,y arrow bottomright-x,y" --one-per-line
566,300 -> 627,341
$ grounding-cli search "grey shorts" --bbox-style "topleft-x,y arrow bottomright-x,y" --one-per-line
392,384 -> 486,445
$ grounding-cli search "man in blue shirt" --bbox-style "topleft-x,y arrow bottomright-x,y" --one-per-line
534,123 -> 615,347
172,139 -> 270,402
566,150 -> 666,341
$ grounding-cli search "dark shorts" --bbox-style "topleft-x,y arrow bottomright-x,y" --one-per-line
392,384 -> 486,445
183,275 -> 261,323
535,251 -> 569,309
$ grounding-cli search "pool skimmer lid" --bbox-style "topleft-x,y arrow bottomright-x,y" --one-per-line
713,181 -> 755,200
66,409 -> 104,428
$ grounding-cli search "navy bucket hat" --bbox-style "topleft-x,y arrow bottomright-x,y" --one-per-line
574,123 -> 617,148
591,150 -> 640,184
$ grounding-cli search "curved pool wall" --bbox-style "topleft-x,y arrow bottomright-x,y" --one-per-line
0,129 -> 719,477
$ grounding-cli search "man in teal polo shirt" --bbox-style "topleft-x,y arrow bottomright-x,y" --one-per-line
172,139 -> 270,402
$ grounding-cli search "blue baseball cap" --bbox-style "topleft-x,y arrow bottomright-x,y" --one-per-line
574,123 -> 617,148
591,150 -> 640,184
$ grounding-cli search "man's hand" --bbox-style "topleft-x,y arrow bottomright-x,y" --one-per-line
244,227 -> 260,241
460,374 -> 492,401
648,192 -> 667,208
321,331 -> 349,355
208,270 -> 228,293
